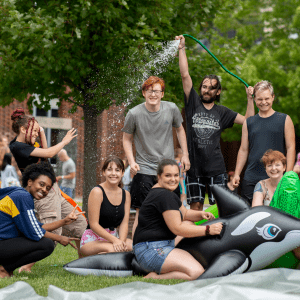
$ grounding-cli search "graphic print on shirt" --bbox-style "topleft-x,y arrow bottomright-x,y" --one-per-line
192,112 -> 220,148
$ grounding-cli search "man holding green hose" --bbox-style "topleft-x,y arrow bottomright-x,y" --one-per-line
175,35 -> 255,211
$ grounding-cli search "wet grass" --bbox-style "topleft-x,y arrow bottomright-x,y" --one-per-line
0,244 -> 184,296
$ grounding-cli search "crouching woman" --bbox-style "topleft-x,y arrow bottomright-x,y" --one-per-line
0,162 -> 82,278
133,159 -> 223,281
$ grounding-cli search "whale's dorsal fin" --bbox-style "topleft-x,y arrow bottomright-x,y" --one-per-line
211,185 -> 250,217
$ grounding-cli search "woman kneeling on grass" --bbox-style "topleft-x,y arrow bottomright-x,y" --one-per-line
133,159 -> 223,281
80,156 -> 132,255
0,162 -> 82,278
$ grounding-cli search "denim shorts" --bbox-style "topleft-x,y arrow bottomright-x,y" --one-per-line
133,240 -> 175,274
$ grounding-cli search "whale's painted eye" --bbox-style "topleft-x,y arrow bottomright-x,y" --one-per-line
256,224 -> 282,240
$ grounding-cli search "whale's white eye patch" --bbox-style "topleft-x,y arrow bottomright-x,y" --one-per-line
231,212 -> 271,236
256,224 -> 282,240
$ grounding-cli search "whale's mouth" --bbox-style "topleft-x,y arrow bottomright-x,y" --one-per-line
248,230 -> 300,272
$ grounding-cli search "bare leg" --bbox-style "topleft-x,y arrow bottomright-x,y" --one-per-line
75,240 -> 84,258
144,249 -> 204,281
125,238 -> 133,251
18,262 -> 35,273
131,208 -> 139,239
0,266 -> 12,278
80,241 -> 116,256
190,202 -> 203,211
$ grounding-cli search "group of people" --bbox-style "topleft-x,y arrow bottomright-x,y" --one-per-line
0,34 -> 298,281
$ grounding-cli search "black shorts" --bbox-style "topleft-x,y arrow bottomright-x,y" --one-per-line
130,173 -> 157,209
186,173 -> 228,205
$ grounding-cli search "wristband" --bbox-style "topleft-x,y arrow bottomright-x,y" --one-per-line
62,176 -> 64,179
205,225 -> 210,236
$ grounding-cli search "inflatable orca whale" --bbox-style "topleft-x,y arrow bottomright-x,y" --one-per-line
64,185 -> 300,279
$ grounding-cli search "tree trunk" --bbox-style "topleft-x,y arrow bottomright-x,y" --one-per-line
82,105 -> 99,217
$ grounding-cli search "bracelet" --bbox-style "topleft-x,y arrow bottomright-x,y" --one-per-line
205,225 -> 210,236
62,176 -> 64,179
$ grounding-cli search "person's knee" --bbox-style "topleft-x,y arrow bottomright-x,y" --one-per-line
190,202 -> 203,211
40,238 -> 55,257
188,264 -> 204,280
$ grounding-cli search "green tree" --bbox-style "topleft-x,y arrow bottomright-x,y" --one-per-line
0,0 -> 230,211
207,0 -> 300,140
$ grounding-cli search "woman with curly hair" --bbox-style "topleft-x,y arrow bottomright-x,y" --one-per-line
0,162 -> 82,278
9,108 -> 87,272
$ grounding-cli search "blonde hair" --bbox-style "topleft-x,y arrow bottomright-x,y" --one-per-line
253,80 -> 274,98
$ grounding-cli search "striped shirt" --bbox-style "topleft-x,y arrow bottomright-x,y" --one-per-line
0,187 -> 45,241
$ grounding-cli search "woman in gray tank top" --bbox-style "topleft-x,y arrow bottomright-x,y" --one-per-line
232,81 -> 295,205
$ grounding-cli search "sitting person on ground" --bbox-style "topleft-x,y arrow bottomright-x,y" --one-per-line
0,162 -> 82,278
133,159 -> 223,281
252,149 -> 300,259
80,156 -> 132,255
1,153 -> 20,188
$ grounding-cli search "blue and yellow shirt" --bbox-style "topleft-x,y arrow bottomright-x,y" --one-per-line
0,187 -> 45,241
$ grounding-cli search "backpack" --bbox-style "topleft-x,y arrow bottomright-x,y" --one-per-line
1,167 -> 21,188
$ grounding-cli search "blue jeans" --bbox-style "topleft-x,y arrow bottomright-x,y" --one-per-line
60,186 -> 74,198
133,240 -> 175,274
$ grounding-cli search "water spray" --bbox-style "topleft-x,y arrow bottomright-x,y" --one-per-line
183,34 -> 249,88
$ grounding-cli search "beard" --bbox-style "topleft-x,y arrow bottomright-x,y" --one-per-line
200,92 -> 217,103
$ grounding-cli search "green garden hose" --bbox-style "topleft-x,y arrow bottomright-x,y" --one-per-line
183,34 -> 249,88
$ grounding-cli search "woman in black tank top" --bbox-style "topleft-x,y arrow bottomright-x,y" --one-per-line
80,156 -> 132,256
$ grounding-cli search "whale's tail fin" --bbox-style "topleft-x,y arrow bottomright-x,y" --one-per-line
211,185 -> 250,218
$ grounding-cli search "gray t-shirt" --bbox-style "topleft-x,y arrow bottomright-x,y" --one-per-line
122,101 -> 183,175
61,158 -> 76,188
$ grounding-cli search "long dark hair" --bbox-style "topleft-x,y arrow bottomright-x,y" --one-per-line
198,75 -> 222,102
102,156 -> 125,188
1,153 -> 12,171
157,159 -> 179,176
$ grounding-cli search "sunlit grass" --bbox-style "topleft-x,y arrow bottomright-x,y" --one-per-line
0,244 -> 184,296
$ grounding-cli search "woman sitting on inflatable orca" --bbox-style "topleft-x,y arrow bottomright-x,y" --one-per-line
252,149 -> 300,259
133,159 -> 223,280
80,156 -> 132,255
0,162 -> 82,278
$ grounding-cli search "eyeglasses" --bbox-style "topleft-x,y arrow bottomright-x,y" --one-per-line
146,90 -> 162,95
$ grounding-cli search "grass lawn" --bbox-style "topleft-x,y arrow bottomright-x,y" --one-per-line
0,244 -> 184,296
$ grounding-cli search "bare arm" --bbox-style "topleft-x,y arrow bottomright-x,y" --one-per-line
252,182 -> 265,207
123,132 -> 140,176
180,205 -> 215,222
284,115 -> 296,171
118,191 -> 131,242
233,121 -> 249,188
163,210 -> 222,237
175,35 -> 193,100
234,86 -> 255,125
175,125 -> 190,172
57,172 -> 75,181
39,127 -> 48,149
30,128 -> 77,158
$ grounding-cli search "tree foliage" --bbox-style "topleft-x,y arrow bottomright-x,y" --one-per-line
0,0 -> 234,209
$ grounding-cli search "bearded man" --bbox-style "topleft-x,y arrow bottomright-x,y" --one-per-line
176,35 -> 255,211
